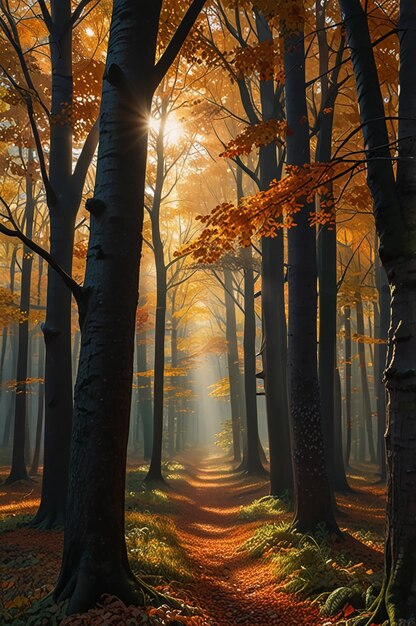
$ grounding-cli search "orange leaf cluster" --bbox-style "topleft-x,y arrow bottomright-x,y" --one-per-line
232,40 -> 283,82
220,119 -> 288,158
178,161 -> 348,264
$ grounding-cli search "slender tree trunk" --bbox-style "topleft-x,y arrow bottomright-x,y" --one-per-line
3,330 -> 17,449
255,11 -> 292,495
355,294 -> 377,463
136,330 -> 153,461
167,324 -> 178,457
283,20 -> 338,533
146,111 -> 168,483
6,154 -> 35,484
31,0 -> 98,530
375,255 -> 389,481
2,247 -> 18,449
241,246 -> 264,474
224,267 -> 242,462
344,306 -> 352,467
72,330 -> 80,382
30,329 -> 45,476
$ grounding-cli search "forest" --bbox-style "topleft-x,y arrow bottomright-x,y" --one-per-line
0,0 -> 413,625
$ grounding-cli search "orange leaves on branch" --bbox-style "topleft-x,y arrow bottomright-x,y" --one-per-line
220,118 -> 288,158
178,161 -> 348,264
232,40 -> 283,82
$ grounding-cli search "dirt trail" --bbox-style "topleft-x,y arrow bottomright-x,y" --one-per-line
170,455 -> 325,626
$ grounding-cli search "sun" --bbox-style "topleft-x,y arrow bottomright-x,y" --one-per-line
148,115 -> 183,145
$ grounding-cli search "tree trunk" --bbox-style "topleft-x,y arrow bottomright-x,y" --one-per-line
224,267 -> 242,463
136,330 -> 153,461
6,154 -> 35,484
2,247 -> 18,449
31,0 -> 98,530
355,294 -> 377,463
241,246 -> 264,474
145,110 -> 168,483
283,21 -> 338,533
339,0 -> 416,620
375,255 -> 389,481
53,0 -> 203,612
30,330 -> 45,476
344,306 -> 352,467
255,10 -> 292,495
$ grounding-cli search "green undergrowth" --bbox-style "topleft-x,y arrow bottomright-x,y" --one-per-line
0,513 -> 33,534
237,494 -> 290,521
239,523 -> 382,617
125,462 -> 186,515
126,512 -> 192,584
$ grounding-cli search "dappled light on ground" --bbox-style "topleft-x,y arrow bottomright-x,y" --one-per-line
0,453 -> 387,624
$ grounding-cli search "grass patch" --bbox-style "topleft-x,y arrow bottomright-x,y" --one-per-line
125,462 -> 186,515
237,495 -> 289,521
0,513 -> 32,534
126,512 -> 192,583
239,523 -> 382,617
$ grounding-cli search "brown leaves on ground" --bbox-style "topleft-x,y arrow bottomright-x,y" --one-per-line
0,457 -> 386,625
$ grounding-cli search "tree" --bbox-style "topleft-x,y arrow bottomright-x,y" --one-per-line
53,0 -> 207,613
0,0 -> 102,527
282,5 -> 338,533
338,0 -> 416,621
5,149 -> 36,483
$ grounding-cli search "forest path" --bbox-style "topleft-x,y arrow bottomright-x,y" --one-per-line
169,454 -> 325,626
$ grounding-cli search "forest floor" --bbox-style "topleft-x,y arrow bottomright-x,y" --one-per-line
0,452 -> 386,625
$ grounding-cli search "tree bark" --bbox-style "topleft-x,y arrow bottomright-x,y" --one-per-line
339,0 -> 416,620
241,246 -> 264,474
32,0 -> 99,530
355,293 -> 377,463
145,111 -> 168,483
283,20 -> 338,533
224,267 -> 242,462
255,10 -> 292,495
136,330 -> 153,460
30,330 -> 45,476
344,306 -> 352,467
6,154 -> 35,484
54,0 -> 206,612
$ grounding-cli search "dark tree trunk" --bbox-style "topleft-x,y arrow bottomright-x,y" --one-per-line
2,330 -> 17,449
355,294 -> 377,463
146,112 -> 168,483
55,2 -> 159,612
2,247 -> 18,449
375,255 -> 389,481
283,21 -> 338,534
31,0 -> 99,529
6,156 -> 35,484
315,0 -> 349,493
255,10 -> 292,495
30,330 -> 45,476
54,0 -> 205,612
136,330 -> 153,461
344,306 -> 352,467
72,330 -> 80,382
167,323 -> 178,457
339,0 -> 416,620
241,246 -> 264,474
224,267 -> 242,462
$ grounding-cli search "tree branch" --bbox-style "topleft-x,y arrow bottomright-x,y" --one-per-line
71,120 -> 99,200
0,197 -> 83,302
153,0 -> 207,89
